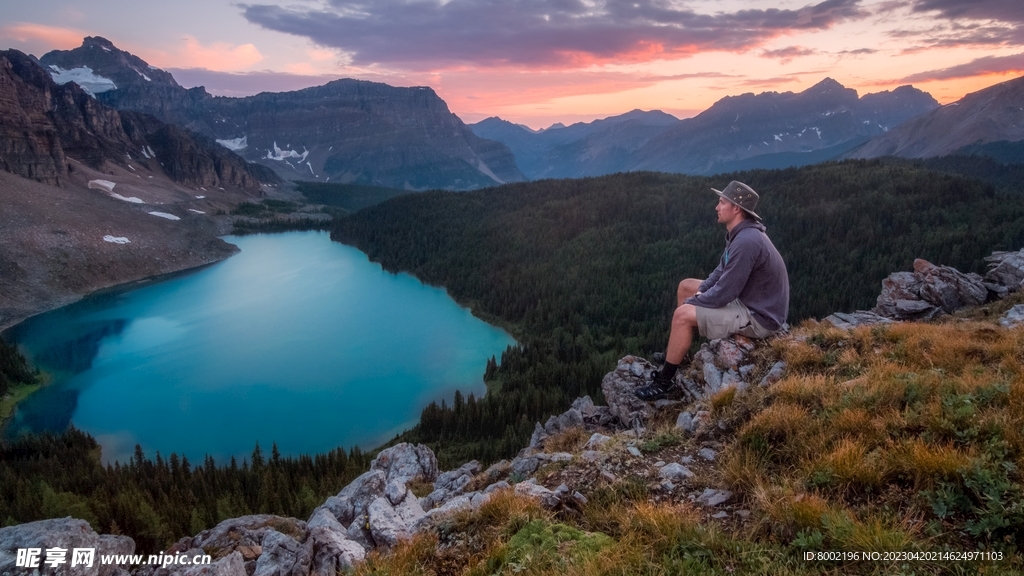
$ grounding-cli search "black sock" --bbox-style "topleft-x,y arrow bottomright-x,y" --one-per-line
659,361 -> 679,381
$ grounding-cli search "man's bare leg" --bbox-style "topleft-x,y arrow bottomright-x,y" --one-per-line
677,278 -> 702,307
666,304 -> 698,364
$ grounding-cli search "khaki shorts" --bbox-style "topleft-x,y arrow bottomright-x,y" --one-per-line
695,299 -> 774,340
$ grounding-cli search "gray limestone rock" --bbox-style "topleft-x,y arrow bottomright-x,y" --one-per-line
180,515 -> 307,560
702,362 -> 723,394
384,480 -> 408,506
601,356 -> 659,427
306,508 -> 345,533
528,422 -> 549,449
985,248 -> 1024,291
332,470 -> 386,527
556,408 -> 584,431
0,517 -> 136,576
626,446 -> 643,457
823,311 -> 894,330
483,481 -> 510,495
698,448 -> 717,462
307,528 -> 364,576
758,361 -> 787,387
366,492 -> 425,548
543,415 -> 560,435
696,489 -> 733,507
721,368 -> 745,391
345,517 -> 373,552
659,463 -> 694,481
875,259 -> 989,320
370,443 -> 438,485
252,529 -> 310,576
584,433 -> 611,449
513,480 -> 561,509
675,411 -> 694,432
1000,305 -> 1024,328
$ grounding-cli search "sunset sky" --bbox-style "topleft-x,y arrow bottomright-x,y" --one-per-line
2,0 -> 1023,128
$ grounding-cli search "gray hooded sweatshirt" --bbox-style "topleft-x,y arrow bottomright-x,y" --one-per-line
684,219 -> 789,332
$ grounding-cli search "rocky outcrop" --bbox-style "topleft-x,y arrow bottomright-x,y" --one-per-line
873,259 -> 989,320
40,38 -> 525,190
822,251 -> 1024,329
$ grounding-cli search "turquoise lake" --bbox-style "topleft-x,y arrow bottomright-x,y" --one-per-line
3,231 -> 515,463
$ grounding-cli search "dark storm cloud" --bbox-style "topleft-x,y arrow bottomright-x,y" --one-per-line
898,52 -> 1024,82
891,0 -> 1024,48
240,0 -> 868,69
910,0 -> 1024,24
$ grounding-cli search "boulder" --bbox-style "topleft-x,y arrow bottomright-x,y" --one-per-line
175,515 -> 306,560
0,517 -> 135,576
370,443 -> 438,485
251,529 -> 311,576
1000,305 -> 1024,329
307,528 -> 364,576
985,249 -> 1024,291
602,356 -> 660,427
513,479 -> 561,509
336,469 -> 386,525
366,492 -> 426,548
874,259 -> 989,319
584,433 -> 611,449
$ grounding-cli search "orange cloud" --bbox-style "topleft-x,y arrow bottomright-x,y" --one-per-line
1,22 -> 88,49
145,36 -> 263,72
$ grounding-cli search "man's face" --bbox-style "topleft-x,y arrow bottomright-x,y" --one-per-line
715,197 -> 741,224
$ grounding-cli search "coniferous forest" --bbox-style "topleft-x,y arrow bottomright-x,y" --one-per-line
4,157 -> 1024,548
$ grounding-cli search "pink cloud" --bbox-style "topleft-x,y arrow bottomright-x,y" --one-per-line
1,22 -> 89,50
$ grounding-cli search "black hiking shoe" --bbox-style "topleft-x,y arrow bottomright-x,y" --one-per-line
634,370 -> 674,401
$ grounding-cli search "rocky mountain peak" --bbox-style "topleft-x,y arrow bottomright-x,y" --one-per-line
41,37 -> 181,92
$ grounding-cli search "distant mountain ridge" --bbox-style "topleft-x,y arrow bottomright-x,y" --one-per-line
474,80 -> 938,179
39,37 -> 525,190
469,110 -> 680,179
629,78 -> 938,174
849,75 -> 1024,160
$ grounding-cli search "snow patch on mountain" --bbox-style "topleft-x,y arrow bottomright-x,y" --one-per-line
103,235 -> 130,244
266,142 -> 308,162
216,136 -> 248,151
47,65 -> 116,97
110,193 -> 144,204
148,211 -> 180,221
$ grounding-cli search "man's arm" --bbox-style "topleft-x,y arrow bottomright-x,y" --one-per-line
697,261 -> 725,294
685,238 -> 757,308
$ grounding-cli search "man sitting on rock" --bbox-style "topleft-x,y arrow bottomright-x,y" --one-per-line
635,181 -> 790,400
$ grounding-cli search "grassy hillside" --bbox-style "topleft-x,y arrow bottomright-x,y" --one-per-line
352,307 -> 1024,575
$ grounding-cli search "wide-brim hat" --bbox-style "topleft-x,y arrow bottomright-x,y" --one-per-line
712,180 -> 761,221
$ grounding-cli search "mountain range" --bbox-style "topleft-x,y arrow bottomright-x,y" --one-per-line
472,79 -> 940,179
39,37 -> 525,190
849,74 -> 1024,160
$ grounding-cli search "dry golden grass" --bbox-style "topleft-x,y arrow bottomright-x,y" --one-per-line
543,426 -> 589,453
884,438 -> 972,489
710,386 -> 737,411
